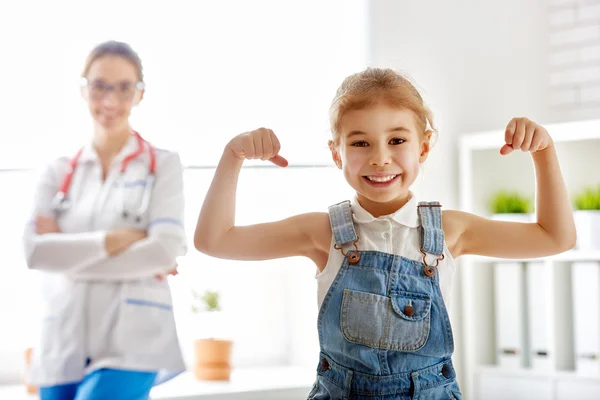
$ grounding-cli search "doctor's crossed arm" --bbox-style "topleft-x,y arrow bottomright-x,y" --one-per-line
35,217 -> 149,257
70,150 -> 187,280
23,161 -> 140,272
35,214 -> 146,255
24,151 -> 186,280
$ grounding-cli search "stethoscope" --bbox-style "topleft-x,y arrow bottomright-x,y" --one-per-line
50,131 -> 157,223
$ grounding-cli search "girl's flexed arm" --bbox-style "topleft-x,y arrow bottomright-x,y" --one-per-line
445,117 -> 577,259
194,128 -> 329,262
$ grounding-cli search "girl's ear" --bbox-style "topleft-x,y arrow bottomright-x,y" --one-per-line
419,130 -> 433,163
329,140 -> 342,169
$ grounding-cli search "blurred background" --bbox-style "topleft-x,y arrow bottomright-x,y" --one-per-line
0,0 -> 599,399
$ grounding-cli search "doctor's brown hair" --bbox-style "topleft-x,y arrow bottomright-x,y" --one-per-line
328,68 -> 436,145
82,41 -> 144,82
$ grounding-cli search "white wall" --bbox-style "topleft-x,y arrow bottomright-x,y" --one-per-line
548,0 -> 600,121
368,0 -> 551,390
369,0 -> 550,207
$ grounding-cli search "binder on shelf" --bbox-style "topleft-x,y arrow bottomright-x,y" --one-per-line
494,262 -> 529,369
526,262 -> 554,372
571,261 -> 600,376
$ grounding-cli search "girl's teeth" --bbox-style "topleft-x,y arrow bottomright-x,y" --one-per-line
368,175 -> 396,182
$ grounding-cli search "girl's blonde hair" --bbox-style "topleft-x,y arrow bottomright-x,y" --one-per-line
329,68 -> 436,144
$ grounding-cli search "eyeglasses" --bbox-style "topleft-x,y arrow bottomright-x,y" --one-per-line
82,78 -> 145,101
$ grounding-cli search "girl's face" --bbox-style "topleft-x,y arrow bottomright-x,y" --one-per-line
81,55 -> 144,132
331,104 -> 431,217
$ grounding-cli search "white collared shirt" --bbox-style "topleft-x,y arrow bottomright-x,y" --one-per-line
316,194 -> 456,310
22,134 -> 187,386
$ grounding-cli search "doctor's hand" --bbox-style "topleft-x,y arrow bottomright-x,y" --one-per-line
227,128 -> 289,167
500,117 -> 553,155
35,215 -> 60,234
105,229 -> 147,256
155,264 -> 179,280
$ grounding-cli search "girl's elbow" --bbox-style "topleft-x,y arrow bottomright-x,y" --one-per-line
193,226 -> 231,256
555,231 -> 577,253
193,231 -> 213,255
563,232 -> 577,252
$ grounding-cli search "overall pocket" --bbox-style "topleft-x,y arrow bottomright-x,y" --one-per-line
341,289 -> 431,351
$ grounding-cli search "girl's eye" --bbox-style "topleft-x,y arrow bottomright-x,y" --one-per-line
390,138 -> 405,145
351,141 -> 368,147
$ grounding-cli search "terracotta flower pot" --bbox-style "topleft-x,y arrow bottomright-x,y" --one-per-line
194,338 -> 233,381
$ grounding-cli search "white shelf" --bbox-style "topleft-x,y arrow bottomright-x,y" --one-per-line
467,250 -> 600,263
475,366 -> 600,400
477,365 -> 600,382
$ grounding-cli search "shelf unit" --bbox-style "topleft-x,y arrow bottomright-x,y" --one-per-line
458,118 -> 600,400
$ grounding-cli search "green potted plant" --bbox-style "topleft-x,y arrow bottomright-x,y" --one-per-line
572,185 -> 600,250
489,191 -> 533,222
191,289 -> 233,381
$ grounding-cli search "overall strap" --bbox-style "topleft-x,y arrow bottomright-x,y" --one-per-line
417,201 -> 444,256
327,200 -> 358,246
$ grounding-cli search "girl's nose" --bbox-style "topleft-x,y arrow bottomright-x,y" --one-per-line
369,146 -> 391,166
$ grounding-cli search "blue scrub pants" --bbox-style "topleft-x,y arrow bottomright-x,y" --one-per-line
39,369 -> 158,400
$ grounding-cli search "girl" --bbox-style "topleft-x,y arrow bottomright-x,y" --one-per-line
24,41 -> 186,400
194,68 -> 576,399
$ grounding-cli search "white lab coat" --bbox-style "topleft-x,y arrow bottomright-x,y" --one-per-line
23,135 -> 187,387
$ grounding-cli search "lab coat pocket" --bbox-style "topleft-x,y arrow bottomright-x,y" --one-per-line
115,282 -> 175,355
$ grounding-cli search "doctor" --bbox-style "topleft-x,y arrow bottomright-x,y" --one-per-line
23,41 -> 187,400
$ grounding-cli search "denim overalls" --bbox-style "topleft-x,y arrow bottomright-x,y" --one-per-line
308,200 -> 462,400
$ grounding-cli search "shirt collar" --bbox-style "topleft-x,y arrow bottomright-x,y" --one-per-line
351,193 -> 420,228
